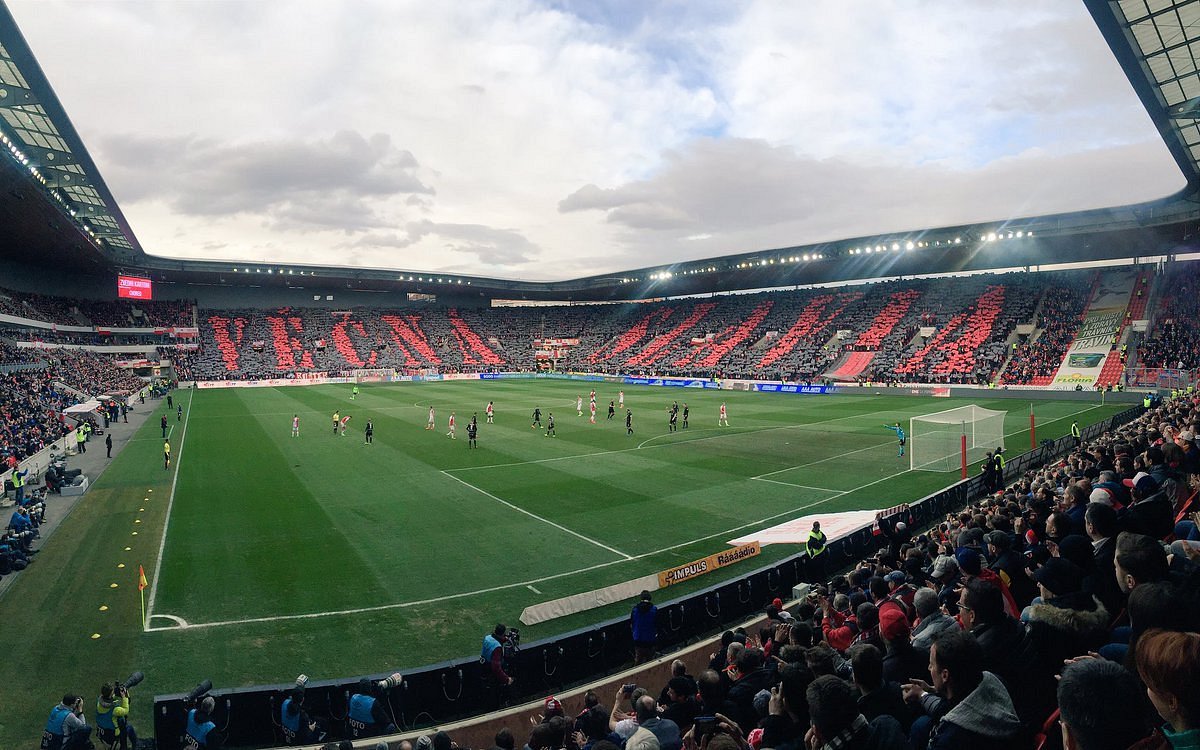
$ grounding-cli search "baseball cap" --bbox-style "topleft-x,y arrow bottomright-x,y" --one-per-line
879,605 -> 910,642
1122,471 -> 1151,488
885,570 -> 906,585
985,530 -> 1010,549
1180,430 -> 1195,442
772,597 -> 784,610
955,548 -> 983,576
930,555 -> 957,580
544,697 -> 563,715
1033,558 -> 1085,596
1124,472 -> 1160,495
1089,487 -> 1114,505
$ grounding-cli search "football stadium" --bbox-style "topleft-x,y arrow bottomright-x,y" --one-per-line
1,2 -> 1199,749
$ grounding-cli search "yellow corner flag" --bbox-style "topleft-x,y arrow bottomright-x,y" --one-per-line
138,564 -> 148,629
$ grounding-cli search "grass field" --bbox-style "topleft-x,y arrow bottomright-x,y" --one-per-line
0,380 -> 1124,746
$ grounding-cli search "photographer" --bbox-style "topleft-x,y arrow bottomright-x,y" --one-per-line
185,695 -> 222,748
347,678 -> 396,739
42,694 -> 90,750
96,681 -> 137,750
281,687 -> 322,745
482,623 -> 515,690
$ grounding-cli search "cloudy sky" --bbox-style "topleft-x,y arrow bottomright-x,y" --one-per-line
7,0 -> 1186,281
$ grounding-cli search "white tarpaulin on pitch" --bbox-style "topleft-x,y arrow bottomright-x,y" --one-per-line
729,510 -> 879,547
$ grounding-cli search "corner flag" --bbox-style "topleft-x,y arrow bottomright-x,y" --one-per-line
138,564 -> 148,629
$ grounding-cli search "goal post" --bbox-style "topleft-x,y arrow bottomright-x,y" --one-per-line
910,405 -> 1006,473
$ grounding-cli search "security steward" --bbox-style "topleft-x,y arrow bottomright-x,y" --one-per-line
1070,420 -> 1081,447
347,678 -> 393,739
806,521 -> 827,582
185,696 -> 221,749
96,682 -> 137,750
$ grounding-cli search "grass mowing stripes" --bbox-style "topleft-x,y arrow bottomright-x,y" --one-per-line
0,382 -> 1123,748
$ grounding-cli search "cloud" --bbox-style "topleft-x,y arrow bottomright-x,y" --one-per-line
96,130 -> 433,231
5,0 -> 1186,280
343,220 -> 541,267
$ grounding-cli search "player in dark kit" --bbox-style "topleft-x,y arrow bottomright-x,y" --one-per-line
545,412 -> 556,437
626,409 -> 634,435
467,418 -> 478,448
607,400 -> 615,420
364,419 -> 373,445
531,407 -> 542,429
682,403 -> 689,429
668,408 -> 678,432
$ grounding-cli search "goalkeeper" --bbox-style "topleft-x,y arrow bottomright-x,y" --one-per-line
883,422 -> 906,457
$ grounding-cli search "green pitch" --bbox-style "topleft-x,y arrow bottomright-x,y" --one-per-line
0,380 -> 1123,746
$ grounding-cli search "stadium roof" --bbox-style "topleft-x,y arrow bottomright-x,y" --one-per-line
0,1 -> 1197,301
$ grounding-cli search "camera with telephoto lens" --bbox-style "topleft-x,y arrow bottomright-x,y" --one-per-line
503,628 -> 521,655
116,671 -> 144,694
376,672 -> 403,691
184,679 -> 213,706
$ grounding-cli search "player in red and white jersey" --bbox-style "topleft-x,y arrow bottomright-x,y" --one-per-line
340,414 -> 352,435
485,401 -> 494,424
618,391 -> 625,408
426,406 -> 435,430
589,389 -> 596,403
291,414 -> 300,437
719,402 -> 729,427
576,395 -> 583,416
447,411 -> 457,439
589,400 -> 596,424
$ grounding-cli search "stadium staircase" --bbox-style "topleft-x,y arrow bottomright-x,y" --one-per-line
1095,271 -> 1153,388
447,308 -> 505,366
829,351 -> 875,379
206,315 -> 246,371
626,303 -> 717,368
758,292 -> 862,369
381,314 -> 441,365
896,286 -> 1005,378
692,300 -> 774,369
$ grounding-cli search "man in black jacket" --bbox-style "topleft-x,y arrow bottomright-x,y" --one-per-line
1083,502 -> 1123,616
957,578 -> 1048,726
724,648 -> 776,734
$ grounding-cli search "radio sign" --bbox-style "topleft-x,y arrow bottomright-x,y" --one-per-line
117,275 -> 153,300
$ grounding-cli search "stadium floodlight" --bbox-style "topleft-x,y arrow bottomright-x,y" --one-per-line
954,237 -> 961,243
906,241 -> 915,250
910,405 -> 1005,476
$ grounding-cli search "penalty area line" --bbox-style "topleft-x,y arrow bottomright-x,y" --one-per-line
441,470 -> 634,561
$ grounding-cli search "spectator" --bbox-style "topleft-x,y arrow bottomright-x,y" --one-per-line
1134,629 -> 1200,749
903,629 -> 1021,750
805,675 -> 907,750
1056,657 -> 1150,750
912,588 -> 959,650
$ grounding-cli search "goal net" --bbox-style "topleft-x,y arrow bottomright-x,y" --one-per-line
910,405 -> 1006,472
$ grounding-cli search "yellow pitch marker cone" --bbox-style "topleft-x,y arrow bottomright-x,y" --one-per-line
109,583 -> 118,588
91,633 -> 101,640
117,563 -> 125,569
99,605 -> 109,612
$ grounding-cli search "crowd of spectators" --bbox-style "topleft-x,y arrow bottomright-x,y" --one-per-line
1138,271 -> 1200,371
0,284 -> 193,328
179,270 -> 1123,385
1001,274 -> 1094,385
0,371 -> 75,463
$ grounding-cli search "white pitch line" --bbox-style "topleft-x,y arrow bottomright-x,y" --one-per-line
526,585 -> 542,594
143,391 -> 194,630
144,400 -> 1114,632
441,470 -> 634,561
754,477 -> 848,493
